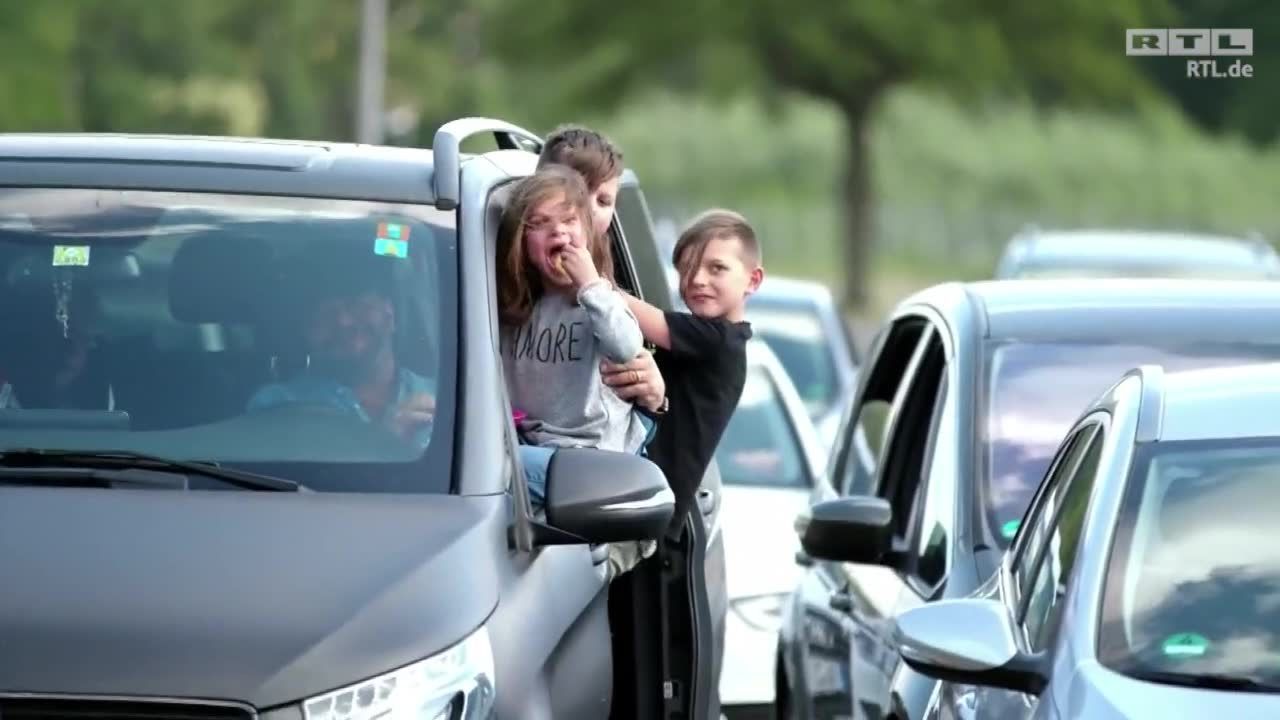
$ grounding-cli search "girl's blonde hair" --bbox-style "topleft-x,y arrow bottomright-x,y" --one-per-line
496,165 -> 615,326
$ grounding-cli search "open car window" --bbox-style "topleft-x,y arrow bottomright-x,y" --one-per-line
0,188 -> 458,493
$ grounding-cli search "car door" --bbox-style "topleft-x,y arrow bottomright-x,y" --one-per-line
457,150 -> 617,720
611,174 -> 725,720
844,317 -> 954,720
935,417 -> 1108,720
784,313 -> 938,719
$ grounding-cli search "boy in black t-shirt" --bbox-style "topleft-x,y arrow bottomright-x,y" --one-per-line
623,209 -> 766,530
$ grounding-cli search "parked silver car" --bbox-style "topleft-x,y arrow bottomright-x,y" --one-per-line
995,227 -> 1280,280
893,362 -> 1280,718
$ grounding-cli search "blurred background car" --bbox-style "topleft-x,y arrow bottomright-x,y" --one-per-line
895,362 -> 1280,719
995,227 -> 1280,280
716,339 -> 828,719
744,278 -> 861,451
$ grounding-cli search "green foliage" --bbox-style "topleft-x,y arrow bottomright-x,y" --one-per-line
0,0 -> 1274,310
1144,0 -> 1280,144
588,87 -> 1280,293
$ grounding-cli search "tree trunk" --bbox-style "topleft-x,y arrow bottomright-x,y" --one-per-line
838,101 -> 875,312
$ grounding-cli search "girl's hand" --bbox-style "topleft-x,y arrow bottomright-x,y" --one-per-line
559,244 -> 601,289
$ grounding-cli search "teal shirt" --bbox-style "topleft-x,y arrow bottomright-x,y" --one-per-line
247,368 -> 436,448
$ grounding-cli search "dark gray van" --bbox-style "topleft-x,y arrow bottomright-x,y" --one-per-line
0,119 -> 726,720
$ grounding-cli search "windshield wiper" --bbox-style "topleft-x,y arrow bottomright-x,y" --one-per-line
1128,669 -> 1280,694
0,448 -> 303,492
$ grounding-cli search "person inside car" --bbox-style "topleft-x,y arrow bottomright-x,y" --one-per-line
536,125 -> 668,417
496,165 -> 655,579
246,250 -> 435,447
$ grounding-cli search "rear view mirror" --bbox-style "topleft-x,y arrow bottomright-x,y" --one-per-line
794,495 -> 892,564
541,448 -> 674,545
893,598 -> 1048,695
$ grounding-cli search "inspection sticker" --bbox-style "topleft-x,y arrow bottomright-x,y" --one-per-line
52,245 -> 91,266
1162,632 -> 1210,658
1001,519 -> 1021,539
374,222 -> 410,258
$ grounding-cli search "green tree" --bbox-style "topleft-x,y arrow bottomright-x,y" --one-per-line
488,0 -> 1170,309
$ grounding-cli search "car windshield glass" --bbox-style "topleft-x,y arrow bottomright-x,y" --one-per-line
713,365 -> 807,488
983,341 -> 1277,545
1098,439 -> 1280,689
747,307 -> 839,418
0,188 -> 457,493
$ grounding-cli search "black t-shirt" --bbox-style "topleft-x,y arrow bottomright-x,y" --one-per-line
646,311 -> 752,526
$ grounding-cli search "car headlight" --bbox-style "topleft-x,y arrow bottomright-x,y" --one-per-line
303,625 -> 495,720
730,593 -> 788,634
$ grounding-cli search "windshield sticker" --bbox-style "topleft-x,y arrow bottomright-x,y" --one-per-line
374,222 -> 409,258
1162,632 -> 1210,658
1001,519 -> 1021,539
52,245 -> 91,267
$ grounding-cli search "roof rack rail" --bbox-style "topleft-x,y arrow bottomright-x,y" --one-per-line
432,118 -> 543,210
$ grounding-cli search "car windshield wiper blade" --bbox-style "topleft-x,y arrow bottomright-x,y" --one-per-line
1128,669 -> 1280,694
0,465 -> 191,489
0,448 -> 303,492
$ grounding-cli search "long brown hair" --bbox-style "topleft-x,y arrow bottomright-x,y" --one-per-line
496,165 -> 615,326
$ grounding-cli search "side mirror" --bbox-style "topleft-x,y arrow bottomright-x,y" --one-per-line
794,495 -> 893,565
892,598 -> 1048,696
540,448 -> 674,544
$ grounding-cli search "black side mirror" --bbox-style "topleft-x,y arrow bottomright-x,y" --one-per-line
795,495 -> 893,564
539,448 -> 674,545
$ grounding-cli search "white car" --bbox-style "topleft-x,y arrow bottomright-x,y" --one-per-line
716,339 -> 828,717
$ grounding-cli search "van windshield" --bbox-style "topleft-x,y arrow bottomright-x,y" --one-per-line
0,189 -> 457,493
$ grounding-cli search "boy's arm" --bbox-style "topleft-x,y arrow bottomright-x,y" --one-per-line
622,293 -> 673,350
578,281 -> 645,363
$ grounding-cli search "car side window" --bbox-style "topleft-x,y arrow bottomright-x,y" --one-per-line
875,327 -> 948,565
1009,423 -> 1097,599
910,367 -> 955,592
1018,427 -> 1104,651
613,183 -> 658,300
831,317 -> 929,496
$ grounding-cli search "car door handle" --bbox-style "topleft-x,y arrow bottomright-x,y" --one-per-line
697,488 -> 715,515
829,590 -> 853,613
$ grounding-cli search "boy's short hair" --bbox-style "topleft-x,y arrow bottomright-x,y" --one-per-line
538,124 -> 624,191
672,209 -> 762,277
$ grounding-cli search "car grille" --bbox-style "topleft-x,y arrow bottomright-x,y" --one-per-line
0,697 -> 255,720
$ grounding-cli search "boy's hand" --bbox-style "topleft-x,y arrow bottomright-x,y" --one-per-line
560,244 -> 600,289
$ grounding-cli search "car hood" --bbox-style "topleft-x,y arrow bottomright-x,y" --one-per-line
722,485 -> 809,598
0,486 -> 504,709
1066,660 -> 1280,718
